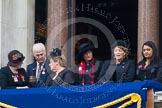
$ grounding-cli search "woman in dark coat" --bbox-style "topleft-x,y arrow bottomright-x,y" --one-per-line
136,41 -> 162,83
98,40 -> 136,83
0,50 -> 28,89
46,48 -> 75,86
75,43 -> 103,85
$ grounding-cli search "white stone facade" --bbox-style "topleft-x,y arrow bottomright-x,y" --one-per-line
0,0 -> 35,68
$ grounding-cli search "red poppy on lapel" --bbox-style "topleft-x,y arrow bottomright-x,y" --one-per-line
20,75 -> 25,81
138,65 -> 143,69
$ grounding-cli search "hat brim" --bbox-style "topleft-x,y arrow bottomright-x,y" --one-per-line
77,46 -> 95,59
111,40 -> 126,49
8,56 -> 25,66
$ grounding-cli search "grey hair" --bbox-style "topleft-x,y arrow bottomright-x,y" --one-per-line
32,43 -> 46,53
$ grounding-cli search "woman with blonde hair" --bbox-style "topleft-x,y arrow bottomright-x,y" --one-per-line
46,48 -> 74,86
98,40 -> 136,83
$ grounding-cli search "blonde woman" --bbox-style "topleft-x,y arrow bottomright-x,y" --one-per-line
46,48 -> 74,86
98,40 -> 135,83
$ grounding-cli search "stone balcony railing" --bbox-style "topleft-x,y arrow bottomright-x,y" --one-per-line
154,91 -> 162,108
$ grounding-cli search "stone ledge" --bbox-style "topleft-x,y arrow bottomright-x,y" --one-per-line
155,91 -> 162,102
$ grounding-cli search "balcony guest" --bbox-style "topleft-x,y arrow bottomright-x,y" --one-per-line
0,50 -> 28,89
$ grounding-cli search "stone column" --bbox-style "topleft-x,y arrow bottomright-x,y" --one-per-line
138,0 -> 159,61
0,0 -> 35,67
146,89 -> 154,108
47,0 -> 68,56
0,0 -> 2,66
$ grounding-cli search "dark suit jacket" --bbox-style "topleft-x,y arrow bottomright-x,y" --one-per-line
46,68 -> 75,86
98,59 -> 136,83
136,59 -> 162,83
0,66 -> 28,89
27,60 -> 51,87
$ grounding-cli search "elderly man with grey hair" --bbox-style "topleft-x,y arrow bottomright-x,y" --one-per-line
27,43 -> 51,87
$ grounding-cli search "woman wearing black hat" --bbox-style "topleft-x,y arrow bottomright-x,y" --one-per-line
98,40 -> 135,83
75,43 -> 103,85
136,41 -> 162,83
0,50 -> 28,89
46,48 -> 75,86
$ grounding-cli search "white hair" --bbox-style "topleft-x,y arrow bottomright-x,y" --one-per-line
32,43 -> 46,53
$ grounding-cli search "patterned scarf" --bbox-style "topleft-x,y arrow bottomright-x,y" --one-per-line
79,58 -> 95,85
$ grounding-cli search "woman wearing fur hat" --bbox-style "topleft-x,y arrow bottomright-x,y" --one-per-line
46,48 -> 75,86
0,50 -> 28,89
75,43 -> 103,85
98,40 -> 135,83
136,41 -> 162,83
